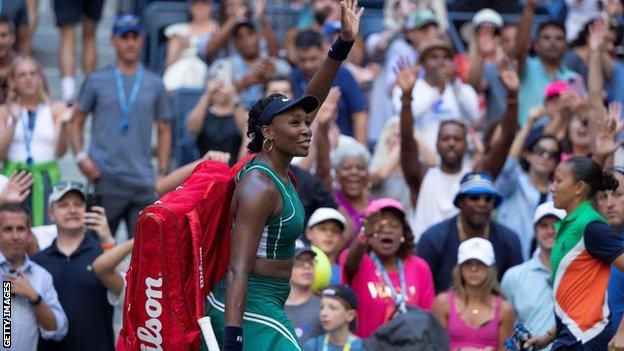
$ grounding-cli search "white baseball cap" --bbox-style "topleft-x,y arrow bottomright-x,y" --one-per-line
472,8 -> 503,28
534,201 -> 566,225
457,237 -> 495,266
307,208 -> 346,230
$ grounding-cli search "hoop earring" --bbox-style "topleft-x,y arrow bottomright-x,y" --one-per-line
263,139 -> 274,152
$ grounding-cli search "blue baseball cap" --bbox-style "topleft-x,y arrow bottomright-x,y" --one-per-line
255,94 -> 318,133
112,14 -> 143,36
453,172 -> 503,208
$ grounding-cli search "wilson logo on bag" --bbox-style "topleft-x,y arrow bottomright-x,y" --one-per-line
117,155 -> 254,351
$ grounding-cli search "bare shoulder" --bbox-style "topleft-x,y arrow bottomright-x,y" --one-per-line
233,168 -> 280,216
432,292 -> 450,311
500,299 -> 515,317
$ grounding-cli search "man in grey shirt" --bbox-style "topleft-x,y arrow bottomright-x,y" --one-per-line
70,14 -> 172,238
286,242 -> 323,343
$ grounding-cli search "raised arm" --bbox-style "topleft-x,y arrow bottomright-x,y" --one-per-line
466,32 -> 497,92
254,0 -> 279,58
313,88 -> 341,191
474,60 -> 520,178
516,0 -> 538,75
204,7 -> 247,62
304,0 -> 363,118
395,60 -> 427,206
587,22 -> 619,167
510,106 -> 545,158
343,215 -> 379,282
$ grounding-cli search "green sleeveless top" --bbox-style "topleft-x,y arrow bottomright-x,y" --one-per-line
236,161 -> 305,260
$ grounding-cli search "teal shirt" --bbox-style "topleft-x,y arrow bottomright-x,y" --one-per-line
518,57 -> 582,125
237,162 -> 305,260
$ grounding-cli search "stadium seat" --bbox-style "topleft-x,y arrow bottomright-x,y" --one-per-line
360,8 -> 384,39
170,88 -> 204,167
141,1 -> 190,72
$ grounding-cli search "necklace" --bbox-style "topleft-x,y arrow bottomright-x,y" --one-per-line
471,308 -> 479,314
456,215 -> 490,242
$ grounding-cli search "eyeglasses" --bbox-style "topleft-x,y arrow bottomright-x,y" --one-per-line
465,194 -> 495,203
532,146 -> 559,160
52,181 -> 85,193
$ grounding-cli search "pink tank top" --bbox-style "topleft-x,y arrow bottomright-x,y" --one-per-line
447,292 -> 501,350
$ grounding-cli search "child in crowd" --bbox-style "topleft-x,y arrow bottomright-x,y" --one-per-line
286,241 -> 323,343
304,285 -> 364,351
306,207 -> 347,285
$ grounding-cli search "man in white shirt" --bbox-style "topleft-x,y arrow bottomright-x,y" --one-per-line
395,56 -> 519,241
392,38 -> 479,152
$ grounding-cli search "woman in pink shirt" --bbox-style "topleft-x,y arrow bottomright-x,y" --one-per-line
340,198 -> 435,338
431,238 -> 515,351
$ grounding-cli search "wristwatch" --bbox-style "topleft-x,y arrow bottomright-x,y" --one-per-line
29,294 -> 42,306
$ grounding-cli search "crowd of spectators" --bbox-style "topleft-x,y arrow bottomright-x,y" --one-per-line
3,0 -> 624,350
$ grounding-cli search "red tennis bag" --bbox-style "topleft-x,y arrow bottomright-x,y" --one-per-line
117,155 -> 254,351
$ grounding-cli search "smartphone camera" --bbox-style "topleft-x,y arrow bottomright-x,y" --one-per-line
86,194 -> 103,212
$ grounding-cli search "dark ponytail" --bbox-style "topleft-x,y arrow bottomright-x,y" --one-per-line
246,94 -> 282,152
566,156 -> 619,197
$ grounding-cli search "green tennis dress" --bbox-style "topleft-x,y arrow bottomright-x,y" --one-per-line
205,161 -> 305,351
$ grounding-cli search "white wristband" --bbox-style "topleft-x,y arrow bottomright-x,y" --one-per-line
75,151 -> 88,162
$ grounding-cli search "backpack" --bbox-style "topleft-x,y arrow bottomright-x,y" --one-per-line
117,155 -> 254,351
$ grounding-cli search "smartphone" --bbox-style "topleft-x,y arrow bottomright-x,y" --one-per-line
86,193 -> 103,212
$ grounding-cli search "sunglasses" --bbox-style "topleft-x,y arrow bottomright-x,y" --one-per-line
465,194 -> 495,203
610,166 -> 624,176
53,181 -> 85,193
532,146 -> 559,159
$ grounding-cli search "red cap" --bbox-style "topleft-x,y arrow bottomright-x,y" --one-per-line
544,80 -> 569,100
364,198 -> 405,218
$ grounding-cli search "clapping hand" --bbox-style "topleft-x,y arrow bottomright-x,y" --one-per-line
595,101 -> 623,158
0,171 -> 33,205
339,0 -> 364,41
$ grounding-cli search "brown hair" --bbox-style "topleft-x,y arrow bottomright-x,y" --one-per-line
451,264 -> 501,304
322,295 -> 358,331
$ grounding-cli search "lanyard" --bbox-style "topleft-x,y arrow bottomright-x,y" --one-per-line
370,251 -> 408,313
20,106 -> 37,165
322,333 -> 355,351
114,64 -> 144,133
